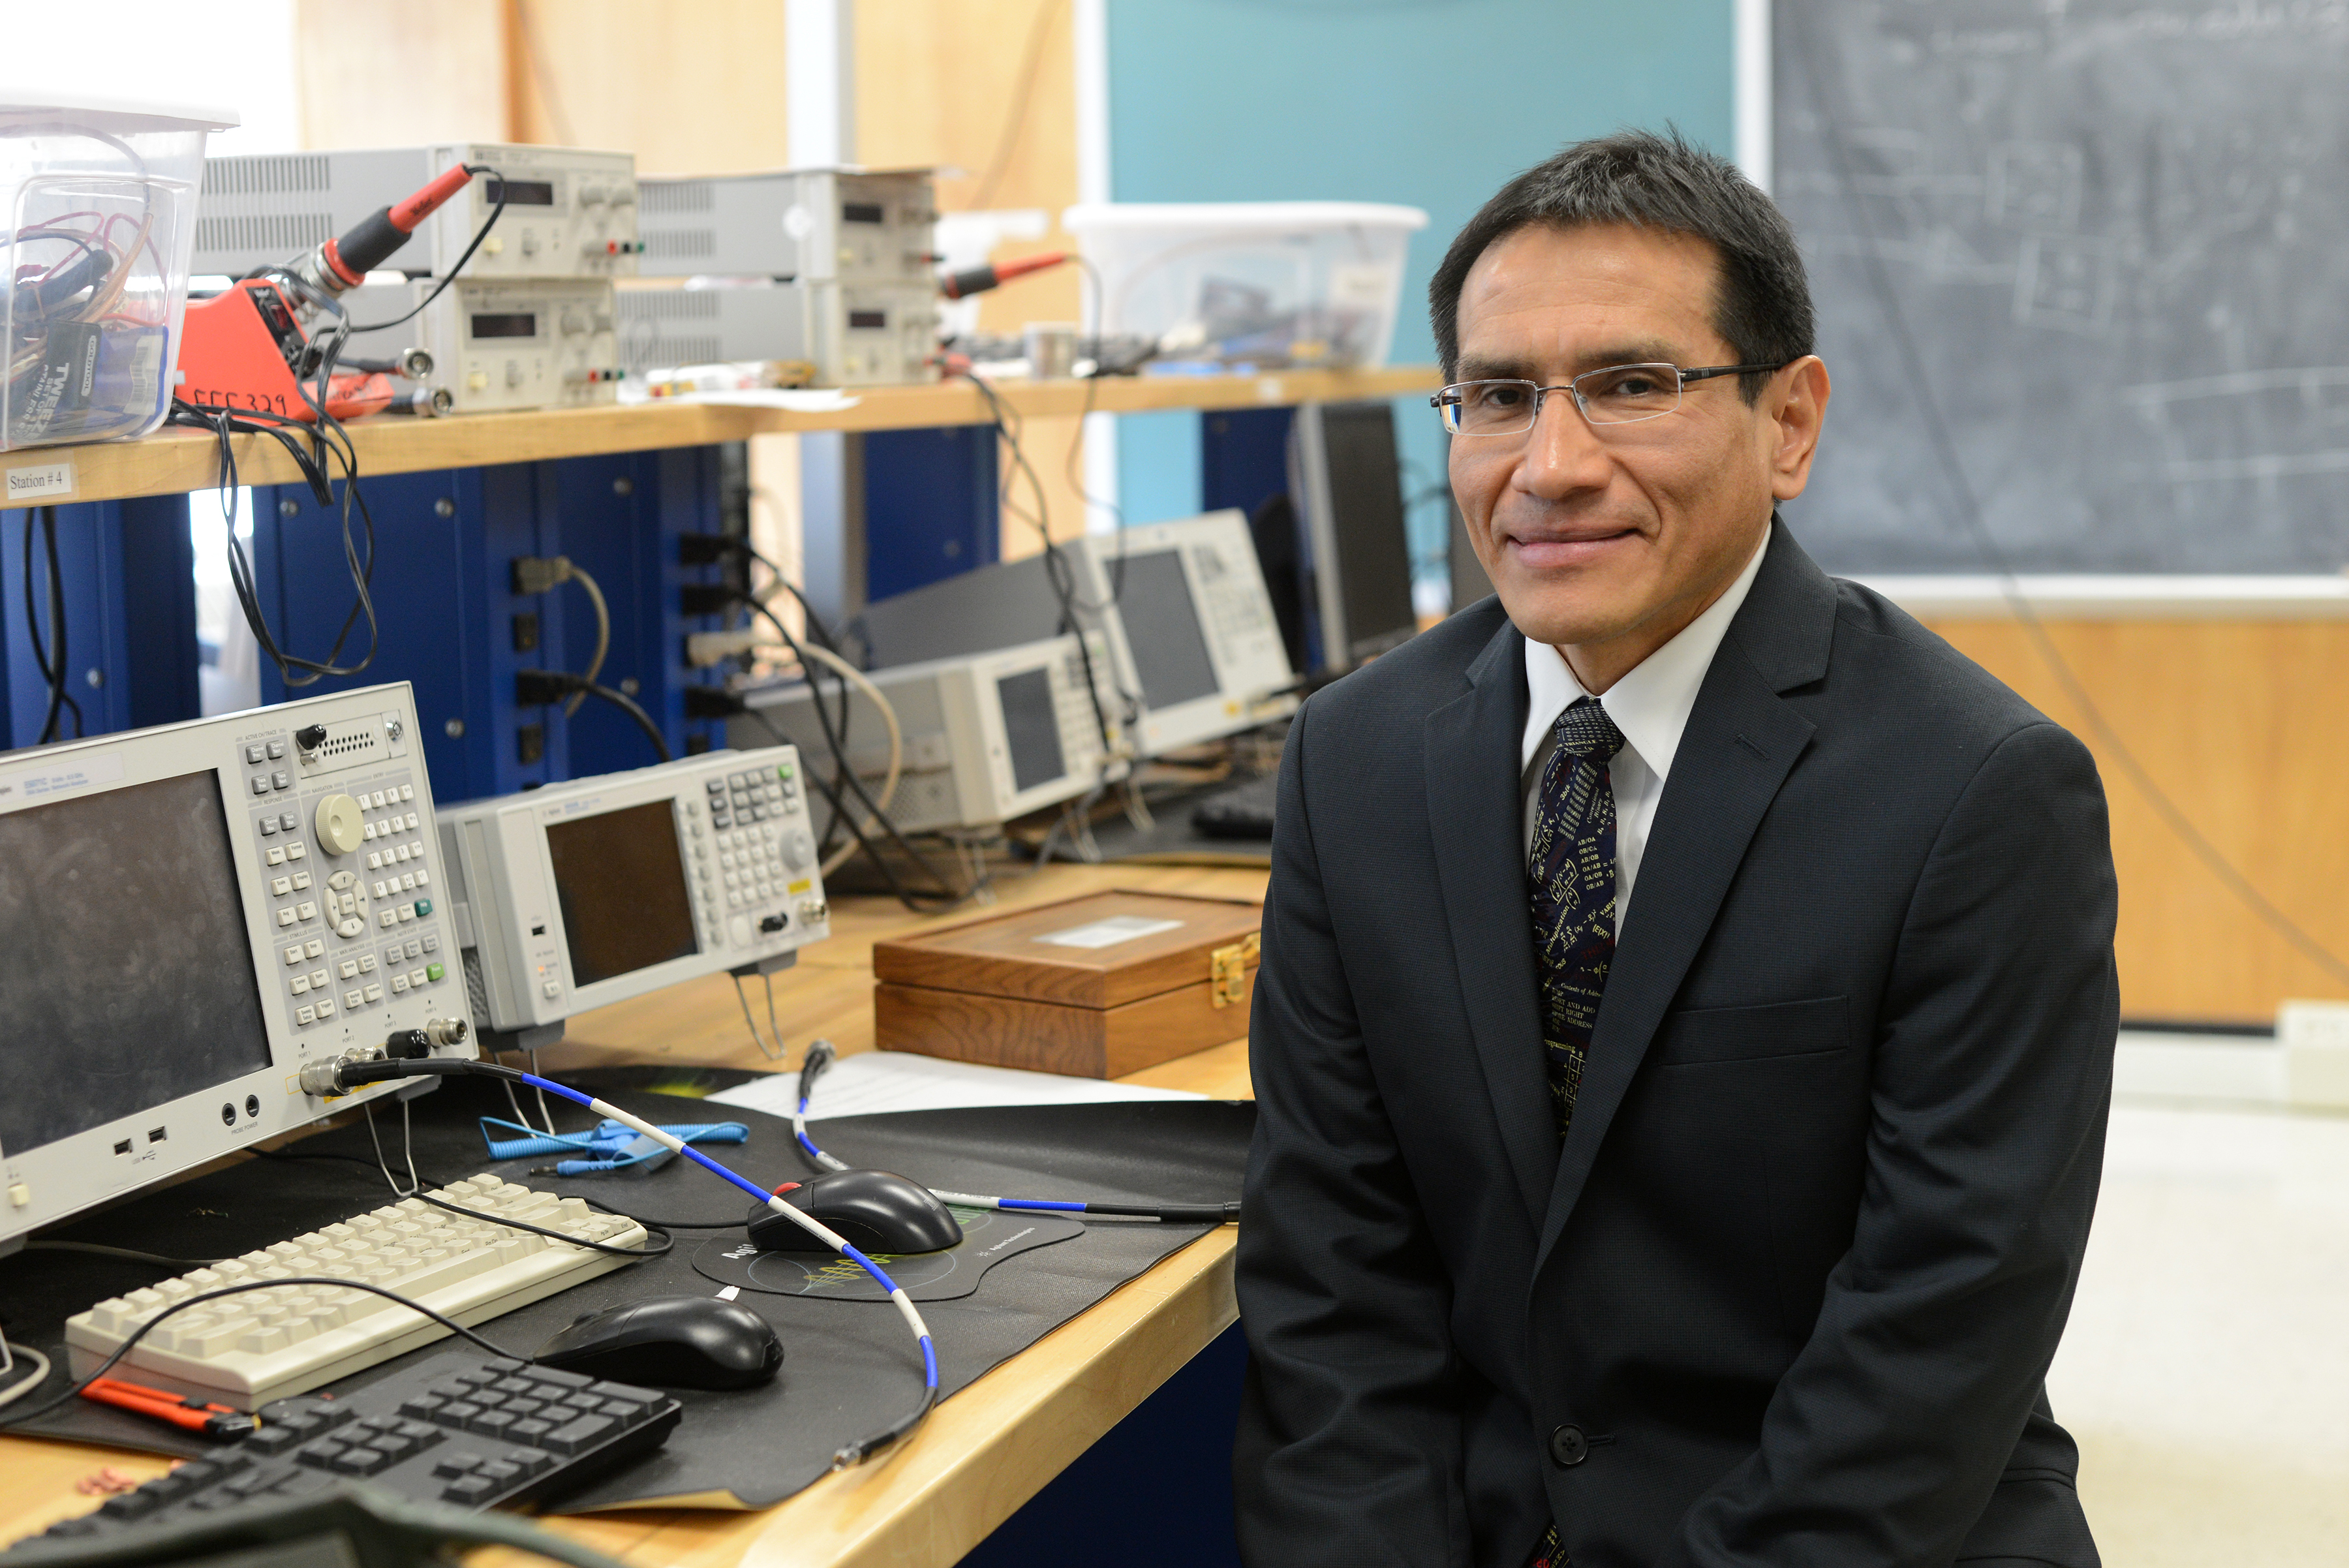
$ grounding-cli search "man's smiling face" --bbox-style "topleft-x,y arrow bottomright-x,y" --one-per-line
1449,221 -> 1825,688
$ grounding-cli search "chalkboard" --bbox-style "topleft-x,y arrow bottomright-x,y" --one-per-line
1773,0 -> 2349,573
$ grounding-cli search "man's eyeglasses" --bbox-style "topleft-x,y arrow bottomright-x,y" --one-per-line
1432,361 -> 1791,437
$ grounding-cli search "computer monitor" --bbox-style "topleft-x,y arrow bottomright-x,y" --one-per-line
436,748 -> 831,1052
0,683 -> 474,1252
854,510 -> 1297,758
1287,399 -> 1419,671
739,634 -> 1115,835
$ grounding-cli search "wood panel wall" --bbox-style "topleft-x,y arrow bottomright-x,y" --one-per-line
504,0 -> 793,173
1924,619 -> 2349,1024
292,1 -> 510,148
858,0 -> 1089,559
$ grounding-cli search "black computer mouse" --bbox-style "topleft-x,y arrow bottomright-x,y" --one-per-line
745,1169 -> 964,1255
534,1295 -> 783,1391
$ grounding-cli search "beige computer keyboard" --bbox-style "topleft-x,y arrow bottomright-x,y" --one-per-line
64,1175 -> 647,1410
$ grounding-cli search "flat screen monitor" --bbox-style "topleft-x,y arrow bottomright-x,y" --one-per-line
1111,549 -> 1223,709
0,772 -> 273,1160
0,683 -> 471,1251
1293,399 -> 1418,671
996,666 -> 1069,795
543,799 -> 699,988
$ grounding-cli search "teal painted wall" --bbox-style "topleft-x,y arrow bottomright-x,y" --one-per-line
1103,0 -> 1736,591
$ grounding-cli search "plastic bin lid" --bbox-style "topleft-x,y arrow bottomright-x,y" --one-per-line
0,86 -> 238,131
1063,201 -> 1428,232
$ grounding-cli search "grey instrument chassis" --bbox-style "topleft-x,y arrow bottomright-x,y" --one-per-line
0,683 -> 470,1252
437,748 -> 830,1045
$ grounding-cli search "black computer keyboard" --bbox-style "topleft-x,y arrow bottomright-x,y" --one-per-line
15,1351 -> 681,1548
1189,773 -> 1280,840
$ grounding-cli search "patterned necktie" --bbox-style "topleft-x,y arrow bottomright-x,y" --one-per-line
1526,696 -> 1624,1139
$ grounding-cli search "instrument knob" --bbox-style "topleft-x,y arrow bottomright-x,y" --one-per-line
314,794 -> 366,856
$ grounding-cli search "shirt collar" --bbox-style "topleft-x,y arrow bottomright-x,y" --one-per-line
1518,529 -> 1772,779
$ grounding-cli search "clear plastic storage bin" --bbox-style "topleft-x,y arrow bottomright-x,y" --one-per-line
1062,202 -> 1428,371
2,91 -> 234,452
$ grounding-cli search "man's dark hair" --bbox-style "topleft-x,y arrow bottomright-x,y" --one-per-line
1428,128 -> 1813,401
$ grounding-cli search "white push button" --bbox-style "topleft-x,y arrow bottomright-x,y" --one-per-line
271,876 -> 292,897
284,946 -> 304,967
296,1005 -> 316,1026
304,939 -> 324,959
541,979 -> 560,998
266,847 -> 286,866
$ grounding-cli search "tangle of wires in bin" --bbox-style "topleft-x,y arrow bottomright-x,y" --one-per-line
1,126 -> 172,448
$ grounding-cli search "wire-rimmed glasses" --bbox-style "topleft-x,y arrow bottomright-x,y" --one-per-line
1433,361 -> 1790,436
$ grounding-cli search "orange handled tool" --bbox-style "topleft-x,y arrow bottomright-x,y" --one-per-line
80,1377 -> 260,1441
939,250 -> 1070,300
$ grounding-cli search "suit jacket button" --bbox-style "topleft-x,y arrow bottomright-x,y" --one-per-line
1548,1424 -> 1588,1467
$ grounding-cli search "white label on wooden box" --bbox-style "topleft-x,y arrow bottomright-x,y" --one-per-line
1034,915 -> 1186,950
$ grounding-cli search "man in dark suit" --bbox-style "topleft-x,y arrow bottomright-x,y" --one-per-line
1234,131 -> 2116,1567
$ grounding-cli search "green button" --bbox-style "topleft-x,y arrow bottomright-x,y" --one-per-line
426,962 -> 444,983
414,898 -> 433,917
776,761 -> 795,781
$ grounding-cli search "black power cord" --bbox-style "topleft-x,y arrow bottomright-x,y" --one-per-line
957,369 -> 1133,753
514,669 -> 671,762
0,1274 -> 559,1434
18,506 -> 82,744
164,165 -> 512,693
348,165 -> 509,333
714,592 -> 970,912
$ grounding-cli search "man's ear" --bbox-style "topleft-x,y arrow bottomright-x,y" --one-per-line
1766,356 -> 1831,502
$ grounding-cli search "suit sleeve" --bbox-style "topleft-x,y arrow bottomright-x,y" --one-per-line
1233,699 -> 1473,1568
1666,721 -> 2118,1567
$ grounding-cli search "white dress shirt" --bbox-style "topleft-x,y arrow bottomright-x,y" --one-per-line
1521,532 -> 1771,927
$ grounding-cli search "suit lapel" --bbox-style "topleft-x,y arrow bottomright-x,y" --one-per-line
1531,521 -> 1836,1273
1425,618 -> 1556,1228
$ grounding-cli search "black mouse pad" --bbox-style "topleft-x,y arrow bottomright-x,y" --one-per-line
690,1205 -> 1084,1301
0,1069 -> 1252,1513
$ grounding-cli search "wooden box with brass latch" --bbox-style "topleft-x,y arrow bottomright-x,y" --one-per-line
870,889 -> 1264,1078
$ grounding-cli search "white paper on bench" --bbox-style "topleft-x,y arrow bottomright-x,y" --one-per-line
707,1049 -> 1206,1123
